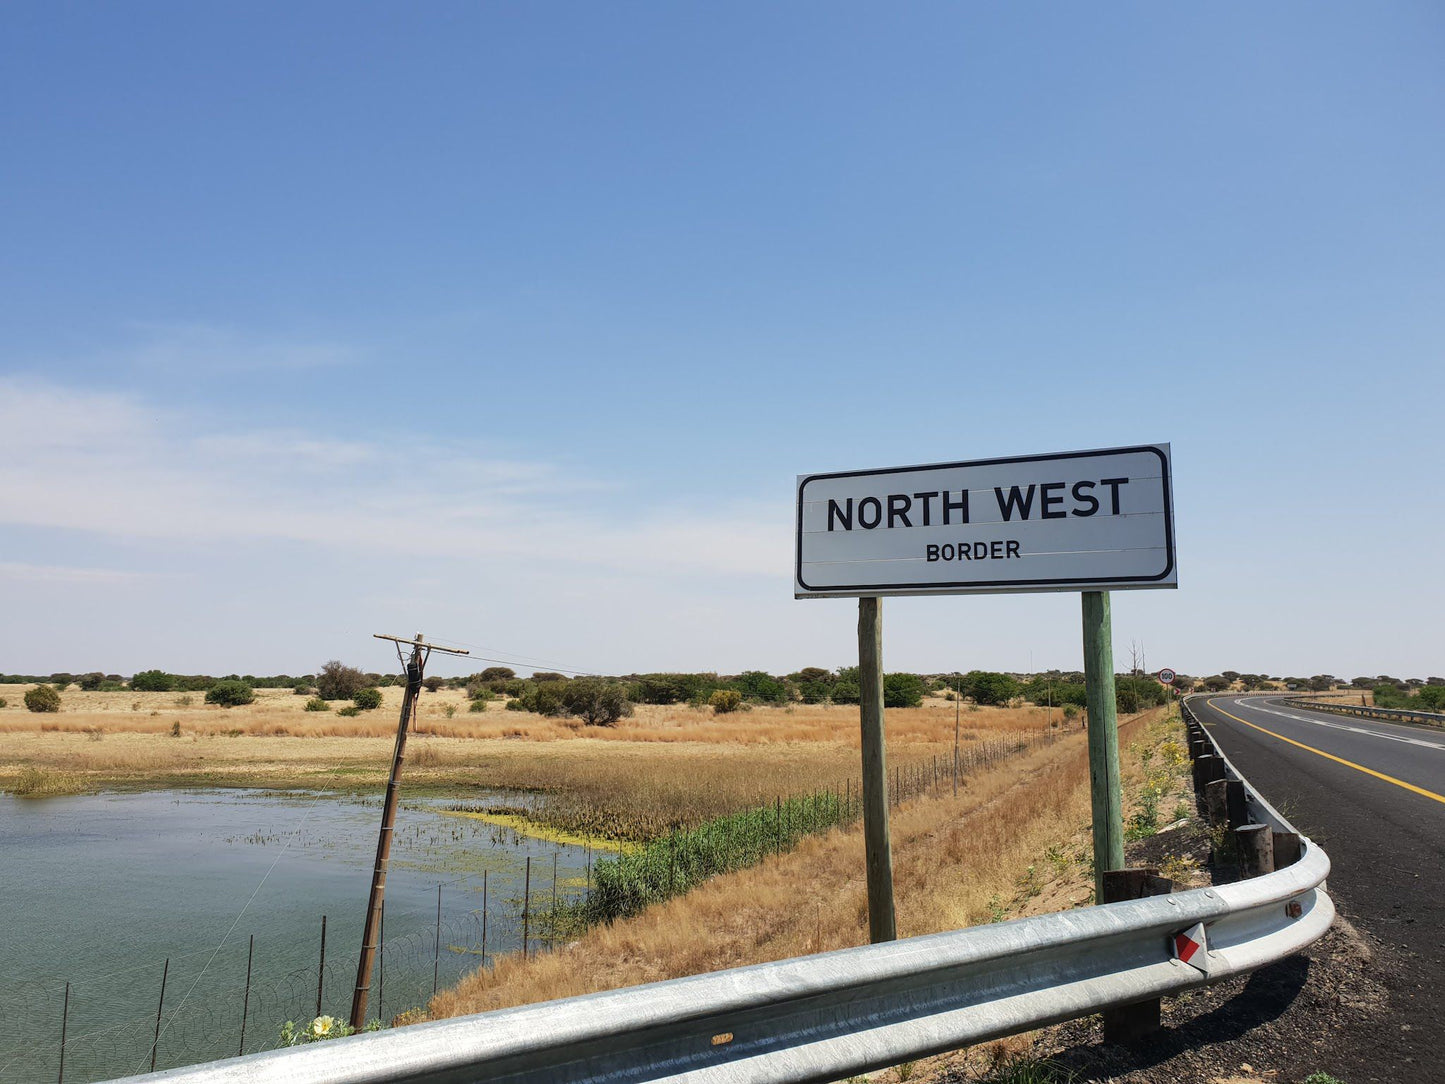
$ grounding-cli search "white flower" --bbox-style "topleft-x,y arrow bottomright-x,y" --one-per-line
310,1015 -> 336,1038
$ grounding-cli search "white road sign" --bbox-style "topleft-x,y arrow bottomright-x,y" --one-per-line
795,444 -> 1175,598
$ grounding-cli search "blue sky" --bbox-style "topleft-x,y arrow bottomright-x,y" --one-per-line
2,3 -> 1442,680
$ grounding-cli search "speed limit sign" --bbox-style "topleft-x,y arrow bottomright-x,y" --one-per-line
1157,668 -> 1176,685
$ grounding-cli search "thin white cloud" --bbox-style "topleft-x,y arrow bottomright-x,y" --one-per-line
0,377 -> 782,579
0,561 -> 180,586
124,321 -> 357,373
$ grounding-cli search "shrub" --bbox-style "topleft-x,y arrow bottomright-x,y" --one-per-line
337,705 -> 361,718
293,683 -> 312,696
169,721 -> 182,737
316,661 -> 367,701
24,685 -> 61,713
352,687 -> 383,711
530,671 -> 569,683
304,698 -> 329,712
561,679 -> 634,726
423,676 -> 444,693
205,680 -> 255,707
479,666 -> 515,682
468,698 -> 489,713
0,697 -> 6,708
77,672 -> 107,691
131,670 -> 175,692
832,679 -> 861,704
443,703 -> 456,718
710,689 -> 743,714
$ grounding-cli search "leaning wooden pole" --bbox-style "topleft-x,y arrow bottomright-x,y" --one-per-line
350,643 -> 423,1031
1081,591 -> 1124,902
857,596 -> 897,943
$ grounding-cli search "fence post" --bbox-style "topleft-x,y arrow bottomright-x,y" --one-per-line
316,915 -> 327,1018
434,885 -> 442,995
481,871 -> 489,965
522,856 -> 532,958
58,981 -> 69,1084
239,935 -> 253,1056
150,958 -> 169,1072
550,852 -> 559,950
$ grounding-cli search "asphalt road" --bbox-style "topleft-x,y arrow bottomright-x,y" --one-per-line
1194,694 -> 1445,1079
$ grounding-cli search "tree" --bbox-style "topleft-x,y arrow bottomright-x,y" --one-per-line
1417,685 -> 1445,711
316,661 -> 367,701
131,670 -> 175,692
480,667 -> 516,682
531,671 -> 569,683
561,679 -> 634,726
628,674 -> 692,705
1202,675 -> 1231,692
1307,675 -> 1334,692
205,680 -> 255,707
963,671 -> 1019,706
352,687 -> 383,711
517,680 -> 568,716
422,676 -> 444,693
882,673 -> 925,708
788,667 -> 834,704
24,685 -> 61,713
734,670 -> 788,704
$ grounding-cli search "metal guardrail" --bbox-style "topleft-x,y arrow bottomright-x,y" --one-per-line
1278,696 -> 1445,729
112,707 -> 1332,1084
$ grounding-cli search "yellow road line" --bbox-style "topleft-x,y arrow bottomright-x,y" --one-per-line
1206,699 -> 1445,807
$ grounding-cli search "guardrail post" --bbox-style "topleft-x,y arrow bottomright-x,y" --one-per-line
1272,831 -> 1302,869
1224,780 -> 1248,828
1101,868 -> 1172,1043
1236,824 -> 1275,878
1192,754 -> 1223,814
1203,779 -> 1228,826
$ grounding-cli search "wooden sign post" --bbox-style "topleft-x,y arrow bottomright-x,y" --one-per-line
796,445 -> 1176,937
1081,591 -> 1124,902
857,596 -> 897,942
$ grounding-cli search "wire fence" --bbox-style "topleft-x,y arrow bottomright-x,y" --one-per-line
1,728 -> 1054,1084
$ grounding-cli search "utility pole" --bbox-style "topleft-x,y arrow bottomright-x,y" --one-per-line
349,633 -> 468,1031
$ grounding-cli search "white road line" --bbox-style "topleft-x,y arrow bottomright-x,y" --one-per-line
1237,697 -> 1445,751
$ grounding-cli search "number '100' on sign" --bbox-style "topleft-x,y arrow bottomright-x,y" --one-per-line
794,444 -> 1176,598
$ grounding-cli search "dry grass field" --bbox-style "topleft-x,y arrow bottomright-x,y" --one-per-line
0,683 -> 1072,837
428,706 -> 1181,1037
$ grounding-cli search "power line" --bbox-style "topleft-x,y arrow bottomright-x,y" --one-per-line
418,635 -> 593,676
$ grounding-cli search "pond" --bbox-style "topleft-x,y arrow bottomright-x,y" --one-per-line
0,789 -> 599,1083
